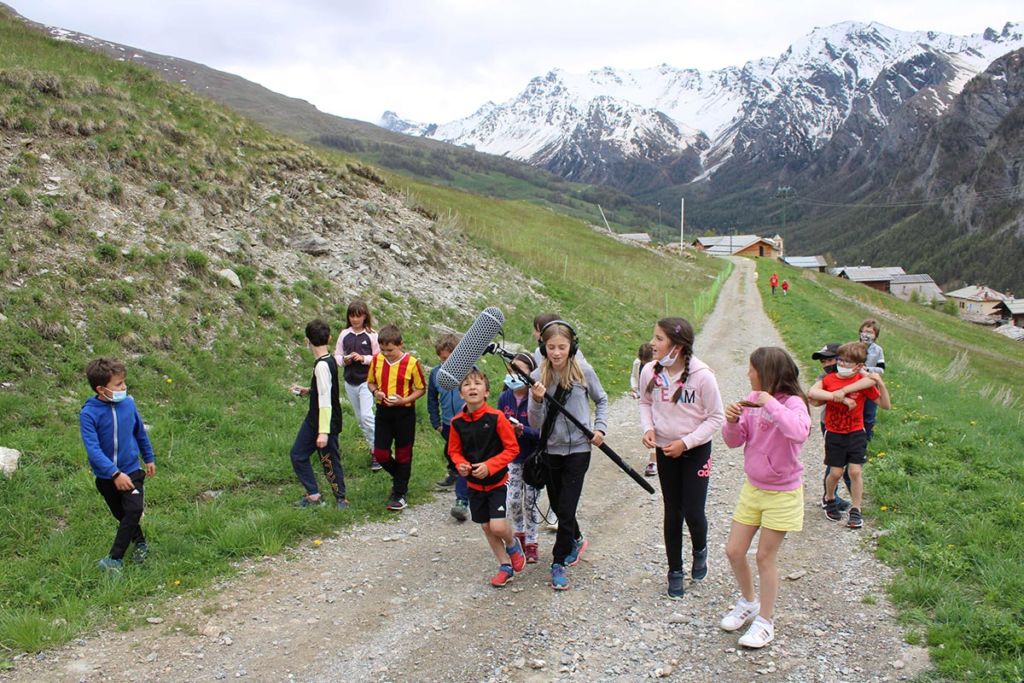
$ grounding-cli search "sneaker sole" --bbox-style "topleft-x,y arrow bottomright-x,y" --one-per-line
491,577 -> 513,587
823,508 -> 842,522
550,583 -> 570,591
847,520 -> 863,529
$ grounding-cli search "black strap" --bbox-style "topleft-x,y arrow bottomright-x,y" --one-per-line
535,383 -> 569,456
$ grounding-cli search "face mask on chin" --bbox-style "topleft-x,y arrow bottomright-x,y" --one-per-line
504,374 -> 526,391
823,364 -> 838,374
659,347 -> 680,366
836,366 -> 857,378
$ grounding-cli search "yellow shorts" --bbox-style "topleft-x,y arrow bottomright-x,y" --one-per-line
732,481 -> 804,532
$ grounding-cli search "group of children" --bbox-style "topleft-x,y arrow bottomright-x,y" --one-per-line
80,300 -> 889,650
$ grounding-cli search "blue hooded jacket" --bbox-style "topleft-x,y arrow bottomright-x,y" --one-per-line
427,364 -> 465,430
79,395 -> 155,479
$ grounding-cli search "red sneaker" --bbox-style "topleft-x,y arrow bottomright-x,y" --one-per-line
490,564 -> 514,587
508,539 -> 527,572
524,543 -> 539,564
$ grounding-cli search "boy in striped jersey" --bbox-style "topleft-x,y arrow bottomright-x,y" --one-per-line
368,324 -> 427,510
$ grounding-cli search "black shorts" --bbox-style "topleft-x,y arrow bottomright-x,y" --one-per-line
824,430 -> 868,468
469,485 -> 508,524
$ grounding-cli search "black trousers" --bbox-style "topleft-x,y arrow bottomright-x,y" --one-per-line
374,405 -> 417,497
543,451 -> 590,565
95,469 -> 146,560
656,441 -> 712,572
290,420 -> 346,500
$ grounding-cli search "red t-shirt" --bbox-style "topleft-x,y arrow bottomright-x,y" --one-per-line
821,373 -> 880,434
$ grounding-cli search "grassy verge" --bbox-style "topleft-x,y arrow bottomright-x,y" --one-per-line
756,260 -> 1024,681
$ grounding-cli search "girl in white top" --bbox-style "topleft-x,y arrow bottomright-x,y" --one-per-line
333,300 -> 380,468
630,343 -> 656,476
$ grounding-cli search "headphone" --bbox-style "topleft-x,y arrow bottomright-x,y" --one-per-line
539,320 -> 579,358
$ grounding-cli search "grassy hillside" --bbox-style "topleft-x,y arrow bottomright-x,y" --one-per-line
757,261 -> 1024,681
0,10 -> 728,658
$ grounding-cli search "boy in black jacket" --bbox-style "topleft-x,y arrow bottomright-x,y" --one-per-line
449,368 -> 525,587
289,319 -> 348,509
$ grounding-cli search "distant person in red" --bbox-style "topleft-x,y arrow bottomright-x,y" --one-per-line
769,273 -> 779,296
781,280 -> 789,296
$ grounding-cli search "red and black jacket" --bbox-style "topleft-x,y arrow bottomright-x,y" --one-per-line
449,404 -> 519,491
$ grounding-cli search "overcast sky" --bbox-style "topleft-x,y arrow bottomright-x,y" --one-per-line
16,1 -> 1023,124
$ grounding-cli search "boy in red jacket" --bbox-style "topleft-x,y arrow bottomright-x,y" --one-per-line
449,368 -> 526,586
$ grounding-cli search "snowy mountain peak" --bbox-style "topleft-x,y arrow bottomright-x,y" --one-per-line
380,20 -> 1024,191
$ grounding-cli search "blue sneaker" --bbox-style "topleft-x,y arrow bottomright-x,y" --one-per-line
296,495 -> 325,508
692,546 -> 708,581
131,542 -> 149,564
667,570 -> 685,599
565,537 -> 588,567
550,563 -> 569,591
98,557 -> 123,574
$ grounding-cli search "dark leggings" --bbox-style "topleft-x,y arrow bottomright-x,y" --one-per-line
656,441 -> 712,572
95,469 -> 146,560
544,451 -> 591,565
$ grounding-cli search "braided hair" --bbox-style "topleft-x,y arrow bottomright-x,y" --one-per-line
644,317 -> 695,402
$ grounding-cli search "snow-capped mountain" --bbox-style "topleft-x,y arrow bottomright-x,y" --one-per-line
381,21 -> 1024,192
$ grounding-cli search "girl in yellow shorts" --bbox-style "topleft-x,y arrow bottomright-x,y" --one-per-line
720,347 -> 811,649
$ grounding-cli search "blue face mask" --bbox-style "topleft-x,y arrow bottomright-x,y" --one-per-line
504,374 -> 526,391
108,389 -> 128,403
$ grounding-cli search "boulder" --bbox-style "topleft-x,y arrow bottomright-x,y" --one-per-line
0,447 -> 21,478
216,268 -> 242,289
293,235 -> 331,256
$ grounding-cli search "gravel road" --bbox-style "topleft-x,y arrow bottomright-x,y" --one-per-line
3,258 -> 930,682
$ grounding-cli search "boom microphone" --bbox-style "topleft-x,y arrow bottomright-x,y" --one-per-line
436,307 -> 505,391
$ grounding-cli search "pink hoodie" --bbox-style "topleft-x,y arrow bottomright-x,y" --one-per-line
721,391 -> 810,491
638,357 -> 725,450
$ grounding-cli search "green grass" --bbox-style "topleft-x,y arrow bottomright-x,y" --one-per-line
757,261 -> 1024,681
0,9 -> 731,655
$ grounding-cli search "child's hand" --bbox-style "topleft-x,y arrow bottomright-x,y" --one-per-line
531,381 -> 547,402
145,462 -> 156,477
114,472 -> 134,491
514,423 -> 524,436
641,430 -> 657,448
591,430 -> 605,447
724,402 -> 743,423
752,391 -> 772,406
456,463 -> 471,476
316,433 -> 328,449
843,397 -> 857,411
470,462 -> 489,478
662,439 -> 687,458
289,384 -> 307,396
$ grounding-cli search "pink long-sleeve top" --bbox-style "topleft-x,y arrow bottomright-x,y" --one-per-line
638,357 -> 725,450
721,391 -> 811,491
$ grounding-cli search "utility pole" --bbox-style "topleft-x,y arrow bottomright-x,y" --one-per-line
657,202 -> 661,227
680,197 -> 685,251
776,186 -> 793,233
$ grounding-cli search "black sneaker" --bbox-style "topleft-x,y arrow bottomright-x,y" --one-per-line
847,507 -> 863,529
691,546 -> 708,581
823,498 -> 842,521
436,473 -> 456,488
835,495 -> 852,512
386,495 -> 407,511
667,570 -> 685,599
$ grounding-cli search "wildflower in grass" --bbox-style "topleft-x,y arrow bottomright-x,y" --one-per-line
947,544 -> 955,549
166,378 -> 173,384
173,579 -> 181,586
877,451 -> 886,458
312,539 -> 322,547
969,420 -> 976,426
880,505 -> 889,511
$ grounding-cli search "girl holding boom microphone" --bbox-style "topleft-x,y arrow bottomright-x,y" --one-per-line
528,321 -> 609,591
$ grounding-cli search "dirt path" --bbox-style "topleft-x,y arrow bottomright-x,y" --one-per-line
3,258 -> 930,682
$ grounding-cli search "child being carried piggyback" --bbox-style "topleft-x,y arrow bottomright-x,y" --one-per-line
448,368 -> 526,587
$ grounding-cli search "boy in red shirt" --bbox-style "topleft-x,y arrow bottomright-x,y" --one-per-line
808,342 -> 890,529
449,368 -> 526,586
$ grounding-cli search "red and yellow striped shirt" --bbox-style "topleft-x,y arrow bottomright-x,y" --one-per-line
368,352 -> 426,401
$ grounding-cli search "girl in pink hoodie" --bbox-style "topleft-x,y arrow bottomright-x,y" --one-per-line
720,347 -> 811,650
638,317 -> 724,600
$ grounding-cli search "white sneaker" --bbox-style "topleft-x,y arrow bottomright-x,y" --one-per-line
738,616 -> 774,648
720,597 -> 760,632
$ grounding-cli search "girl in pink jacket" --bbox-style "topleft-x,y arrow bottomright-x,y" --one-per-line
638,317 -> 724,600
720,347 -> 811,650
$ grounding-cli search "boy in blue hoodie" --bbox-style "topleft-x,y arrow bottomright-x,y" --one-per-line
79,357 -> 156,573
427,333 -> 469,520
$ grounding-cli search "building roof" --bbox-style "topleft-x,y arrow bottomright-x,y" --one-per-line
890,274 -> 936,285
830,266 -> 906,278
995,324 -> 1024,341
996,299 -> 1024,315
943,285 -> 1010,302
840,267 -> 906,282
782,255 -> 827,268
692,235 -> 781,256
